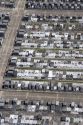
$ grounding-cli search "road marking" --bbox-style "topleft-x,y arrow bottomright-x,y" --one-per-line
26,92 -> 29,98
56,93 -> 59,100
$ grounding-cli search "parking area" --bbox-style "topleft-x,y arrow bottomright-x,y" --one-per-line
0,0 -> 16,8
3,79 -> 83,93
0,12 -> 10,47
0,0 -> 83,125
2,14 -> 83,93
25,0 -> 83,10
0,97 -> 83,124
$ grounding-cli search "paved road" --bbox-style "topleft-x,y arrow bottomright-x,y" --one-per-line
1,90 -> 83,103
25,9 -> 83,16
